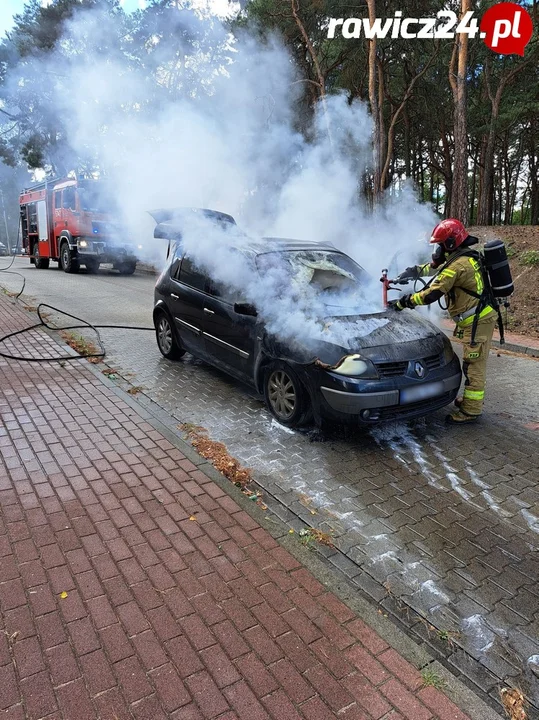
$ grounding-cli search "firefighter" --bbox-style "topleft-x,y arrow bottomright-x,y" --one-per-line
390,219 -> 497,425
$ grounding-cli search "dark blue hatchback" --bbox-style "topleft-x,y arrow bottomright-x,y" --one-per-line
152,216 -> 461,427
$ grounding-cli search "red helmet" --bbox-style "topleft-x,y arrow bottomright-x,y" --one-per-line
430,219 -> 468,250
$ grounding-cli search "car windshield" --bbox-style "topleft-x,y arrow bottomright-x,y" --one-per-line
255,250 -> 371,313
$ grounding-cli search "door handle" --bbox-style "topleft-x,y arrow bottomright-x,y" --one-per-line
204,308 -> 215,315
170,293 -> 179,299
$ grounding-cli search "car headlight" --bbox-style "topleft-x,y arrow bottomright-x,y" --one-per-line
79,240 -> 88,248
137,244 -> 143,250
330,354 -> 370,377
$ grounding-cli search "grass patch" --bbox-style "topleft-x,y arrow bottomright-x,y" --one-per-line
437,629 -> 461,647
520,250 -> 539,267
421,668 -> 447,690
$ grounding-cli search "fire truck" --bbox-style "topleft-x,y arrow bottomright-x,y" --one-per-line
19,177 -> 138,274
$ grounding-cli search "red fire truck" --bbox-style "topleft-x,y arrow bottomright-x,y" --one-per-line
19,177 -> 138,274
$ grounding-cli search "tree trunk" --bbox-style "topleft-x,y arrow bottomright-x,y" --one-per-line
449,0 -> 470,222
290,0 -> 333,146
529,118 -> 539,225
366,0 -> 381,202
441,123 -> 453,215
404,108 -> 411,178
477,57 -> 532,225
478,85 -> 502,226
469,147 -> 477,224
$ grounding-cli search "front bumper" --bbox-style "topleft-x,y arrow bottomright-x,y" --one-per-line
321,372 -> 461,414
77,239 -> 137,262
312,352 -> 462,424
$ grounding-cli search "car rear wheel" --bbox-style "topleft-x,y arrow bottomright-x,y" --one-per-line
33,242 -> 50,269
263,362 -> 311,427
155,312 -> 186,360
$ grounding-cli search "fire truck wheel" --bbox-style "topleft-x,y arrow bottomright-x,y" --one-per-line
118,261 -> 137,276
60,242 -> 79,274
85,260 -> 100,274
155,311 -> 186,360
33,243 -> 50,270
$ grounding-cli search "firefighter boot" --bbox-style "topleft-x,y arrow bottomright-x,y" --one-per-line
446,409 -> 480,425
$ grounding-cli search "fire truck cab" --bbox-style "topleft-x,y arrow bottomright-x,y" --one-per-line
19,177 -> 138,274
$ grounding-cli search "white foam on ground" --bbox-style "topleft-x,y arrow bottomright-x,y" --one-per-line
465,461 -> 513,519
520,509 -> 539,534
269,419 -> 296,434
462,614 -> 495,654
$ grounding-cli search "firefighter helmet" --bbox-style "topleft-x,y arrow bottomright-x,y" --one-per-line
430,219 -> 468,251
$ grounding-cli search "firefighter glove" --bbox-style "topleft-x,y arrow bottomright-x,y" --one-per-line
389,293 -> 414,311
397,266 -> 420,282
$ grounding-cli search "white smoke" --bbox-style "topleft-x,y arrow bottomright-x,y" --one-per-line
8,3 -> 438,344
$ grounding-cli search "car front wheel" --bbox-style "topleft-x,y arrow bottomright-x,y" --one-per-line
155,312 -> 186,360
263,362 -> 311,427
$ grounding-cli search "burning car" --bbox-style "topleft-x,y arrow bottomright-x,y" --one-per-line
152,214 -> 461,427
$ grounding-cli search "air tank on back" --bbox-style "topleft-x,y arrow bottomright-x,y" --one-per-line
483,240 -> 514,297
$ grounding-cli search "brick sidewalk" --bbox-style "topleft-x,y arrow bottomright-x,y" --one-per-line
0,296 -> 475,720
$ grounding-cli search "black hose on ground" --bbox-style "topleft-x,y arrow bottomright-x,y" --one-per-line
0,301 -> 154,363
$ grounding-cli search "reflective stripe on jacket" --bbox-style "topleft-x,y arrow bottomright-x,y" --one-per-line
410,254 -> 495,320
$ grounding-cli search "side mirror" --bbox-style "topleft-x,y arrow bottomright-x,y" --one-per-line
234,302 -> 257,317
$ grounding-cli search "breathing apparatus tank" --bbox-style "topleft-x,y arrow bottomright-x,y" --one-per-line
483,240 -> 514,298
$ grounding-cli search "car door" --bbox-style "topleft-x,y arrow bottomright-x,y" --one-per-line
169,255 -> 209,358
202,280 -> 257,381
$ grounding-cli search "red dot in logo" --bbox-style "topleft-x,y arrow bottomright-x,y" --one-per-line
480,2 -> 533,56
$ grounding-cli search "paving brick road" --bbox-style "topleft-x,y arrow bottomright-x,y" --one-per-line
2,259 -> 539,714
0,293 -> 481,720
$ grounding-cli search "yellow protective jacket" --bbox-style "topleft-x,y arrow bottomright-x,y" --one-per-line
410,252 -> 495,326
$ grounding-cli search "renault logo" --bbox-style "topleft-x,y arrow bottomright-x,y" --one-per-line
414,362 -> 425,378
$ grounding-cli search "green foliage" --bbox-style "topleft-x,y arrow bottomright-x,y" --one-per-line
0,0 -> 536,225
421,667 -> 447,690
520,250 -> 539,267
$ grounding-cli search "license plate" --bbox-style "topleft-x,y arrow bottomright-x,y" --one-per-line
400,381 -> 444,405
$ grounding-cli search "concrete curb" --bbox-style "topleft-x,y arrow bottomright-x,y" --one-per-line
441,320 -> 539,357
494,339 -> 539,358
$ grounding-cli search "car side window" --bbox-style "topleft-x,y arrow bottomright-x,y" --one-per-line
208,279 -> 246,305
178,256 -> 208,291
168,242 -> 183,279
